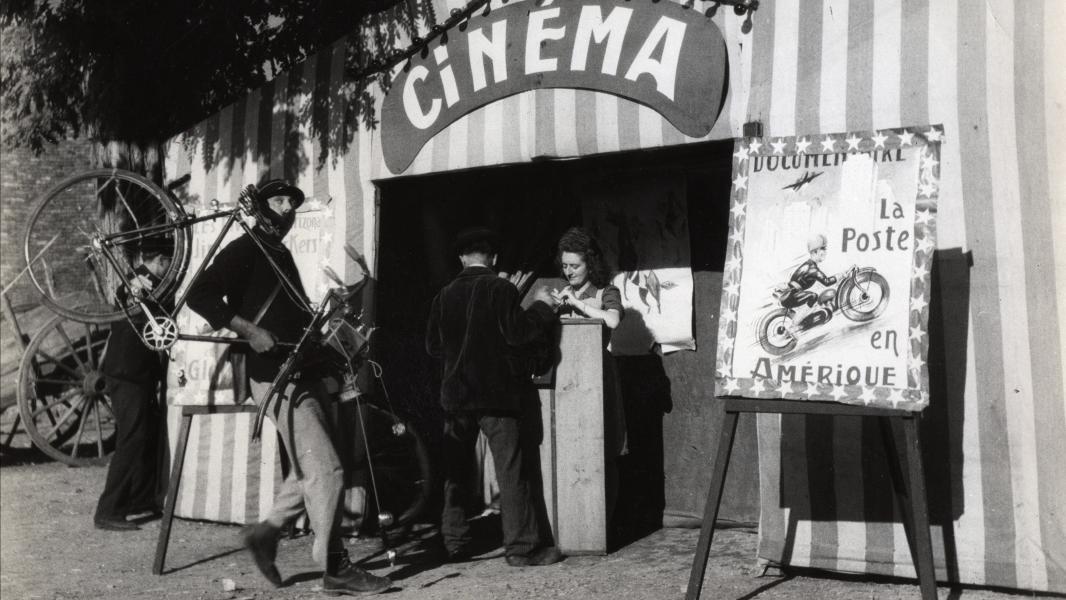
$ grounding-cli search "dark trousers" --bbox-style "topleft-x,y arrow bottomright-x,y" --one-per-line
441,412 -> 543,557
95,380 -> 161,519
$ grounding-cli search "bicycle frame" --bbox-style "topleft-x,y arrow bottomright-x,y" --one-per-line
95,201 -> 310,350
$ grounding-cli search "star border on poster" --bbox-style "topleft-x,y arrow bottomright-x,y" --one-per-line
713,126 -> 943,412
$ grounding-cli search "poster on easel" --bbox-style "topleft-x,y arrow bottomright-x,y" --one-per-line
715,126 -> 942,411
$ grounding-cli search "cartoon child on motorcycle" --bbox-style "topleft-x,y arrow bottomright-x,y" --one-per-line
757,233 -> 891,355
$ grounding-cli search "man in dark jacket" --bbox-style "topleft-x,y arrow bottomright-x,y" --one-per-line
187,180 -> 389,595
425,227 -> 563,567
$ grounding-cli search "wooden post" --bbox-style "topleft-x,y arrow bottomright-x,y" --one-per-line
685,409 -> 739,599
1,291 -> 28,447
153,410 -> 192,575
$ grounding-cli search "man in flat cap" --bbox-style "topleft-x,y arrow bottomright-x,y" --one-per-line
188,179 -> 390,595
425,226 -> 564,567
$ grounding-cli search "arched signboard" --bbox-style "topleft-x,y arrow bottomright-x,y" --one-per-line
381,0 -> 728,174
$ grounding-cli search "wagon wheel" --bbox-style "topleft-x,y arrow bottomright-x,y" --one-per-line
17,315 -> 115,466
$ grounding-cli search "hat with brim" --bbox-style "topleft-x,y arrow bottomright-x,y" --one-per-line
257,179 -> 305,210
454,226 -> 500,255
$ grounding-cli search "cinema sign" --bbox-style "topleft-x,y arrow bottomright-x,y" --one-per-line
381,0 -> 728,173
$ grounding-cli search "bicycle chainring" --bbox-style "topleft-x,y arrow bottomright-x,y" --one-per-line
141,316 -> 179,350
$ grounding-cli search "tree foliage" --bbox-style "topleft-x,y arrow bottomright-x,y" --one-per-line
0,0 -> 434,155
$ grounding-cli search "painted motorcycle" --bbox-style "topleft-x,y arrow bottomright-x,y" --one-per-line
757,266 -> 890,355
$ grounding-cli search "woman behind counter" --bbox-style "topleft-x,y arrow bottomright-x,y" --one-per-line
550,227 -> 627,538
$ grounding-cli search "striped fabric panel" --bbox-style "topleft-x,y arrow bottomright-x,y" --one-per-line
166,408 -> 281,524
1036,2 -> 1066,588
749,0 -> 1064,592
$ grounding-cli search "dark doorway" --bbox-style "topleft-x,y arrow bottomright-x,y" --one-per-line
372,140 -> 739,540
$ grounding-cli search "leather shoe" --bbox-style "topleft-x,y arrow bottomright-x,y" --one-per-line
323,556 -> 390,595
94,516 -> 140,531
505,546 -> 564,567
444,546 -> 475,563
505,554 -> 531,567
241,522 -> 282,587
126,508 -> 162,522
529,546 -> 564,566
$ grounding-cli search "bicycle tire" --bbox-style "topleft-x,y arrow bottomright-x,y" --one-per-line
23,169 -> 189,324
353,403 -> 434,535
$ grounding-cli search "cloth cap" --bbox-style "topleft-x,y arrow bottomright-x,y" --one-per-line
454,226 -> 500,255
807,233 -> 828,252
257,179 -> 305,210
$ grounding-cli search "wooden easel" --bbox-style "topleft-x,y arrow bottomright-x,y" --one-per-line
685,398 -> 937,600
153,404 -> 257,575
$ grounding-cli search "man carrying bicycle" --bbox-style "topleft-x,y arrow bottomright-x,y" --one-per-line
187,180 -> 390,595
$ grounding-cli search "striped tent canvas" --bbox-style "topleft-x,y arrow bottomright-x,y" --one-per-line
163,0 -> 1065,591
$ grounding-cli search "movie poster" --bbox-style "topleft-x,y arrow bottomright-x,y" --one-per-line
715,126 -> 942,411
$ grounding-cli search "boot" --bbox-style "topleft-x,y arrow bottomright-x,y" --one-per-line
323,551 -> 390,595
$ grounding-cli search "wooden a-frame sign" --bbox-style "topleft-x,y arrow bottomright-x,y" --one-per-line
687,126 -> 943,600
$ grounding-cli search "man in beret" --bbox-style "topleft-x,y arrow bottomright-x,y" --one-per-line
425,226 -> 564,567
188,179 -> 390,595
94,240 -> 174,531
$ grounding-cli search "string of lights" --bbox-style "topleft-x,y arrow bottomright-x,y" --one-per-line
347,0 -> 758,82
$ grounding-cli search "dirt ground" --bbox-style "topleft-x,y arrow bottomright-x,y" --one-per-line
1,445 -> 1046,600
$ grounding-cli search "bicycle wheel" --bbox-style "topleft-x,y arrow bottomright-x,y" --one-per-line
17,315 -> 116,466
23,169 -> 189,324
352,402 -> 434,537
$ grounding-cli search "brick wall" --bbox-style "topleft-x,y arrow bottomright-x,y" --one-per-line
0,139 -> 94,310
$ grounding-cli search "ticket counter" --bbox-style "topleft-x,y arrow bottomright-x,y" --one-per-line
536,318 -> 607,555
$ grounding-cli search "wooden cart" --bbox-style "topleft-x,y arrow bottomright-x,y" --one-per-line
2,287 -> 115,466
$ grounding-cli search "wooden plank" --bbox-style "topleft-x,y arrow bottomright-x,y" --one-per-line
538,387 -> 558,542
551,320 -> 606,554
722,397 -> 911,417
154,413 -> 193,574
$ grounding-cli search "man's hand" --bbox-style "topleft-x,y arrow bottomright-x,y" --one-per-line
229,315 -> 279,353
128,273 -> 155,299
532,286 -> 554,306
246,324 -> 279,353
